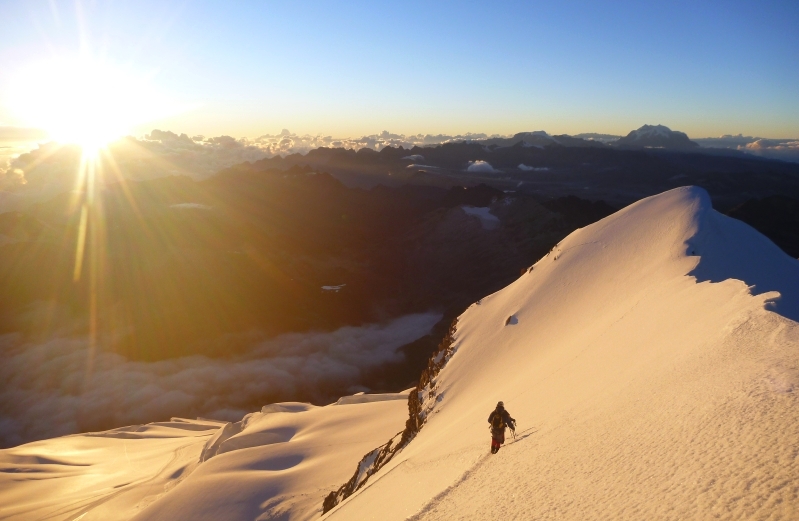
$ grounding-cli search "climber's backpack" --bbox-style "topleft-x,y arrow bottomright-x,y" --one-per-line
491,411 -> 505,430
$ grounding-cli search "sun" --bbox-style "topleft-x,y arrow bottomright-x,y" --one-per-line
9,55 -> 171,153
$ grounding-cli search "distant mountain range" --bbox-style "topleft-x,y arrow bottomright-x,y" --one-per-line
474,131 -> 607,149
477,125 -> 701,150
465,125 -> 796,162
245,131 -> 799,209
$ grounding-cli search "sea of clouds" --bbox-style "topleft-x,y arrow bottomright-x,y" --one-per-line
0,312 -> 441,448
1,127 -> 499,181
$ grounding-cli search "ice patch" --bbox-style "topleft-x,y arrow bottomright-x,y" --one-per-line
518,164 -> 549,172
460,206 -> 500,230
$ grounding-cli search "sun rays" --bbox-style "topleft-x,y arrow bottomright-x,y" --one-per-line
7,52 -> 181,327
8,55 -> 173,152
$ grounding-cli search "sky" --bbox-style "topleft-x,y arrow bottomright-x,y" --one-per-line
0,0 -> 798,143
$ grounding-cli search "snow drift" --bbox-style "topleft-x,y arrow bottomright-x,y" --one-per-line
0,393 -> 410,520
2,186 -> 798,520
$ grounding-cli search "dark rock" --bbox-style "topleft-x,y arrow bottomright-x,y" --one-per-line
726,196 -> 799,258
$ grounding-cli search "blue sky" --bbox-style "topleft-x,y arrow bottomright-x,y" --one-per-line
1,0 -> 797,139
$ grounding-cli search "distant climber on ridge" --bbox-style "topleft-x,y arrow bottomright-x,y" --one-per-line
488,401 -> 516,454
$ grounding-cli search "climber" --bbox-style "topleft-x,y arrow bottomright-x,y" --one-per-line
488,401 -> 516,454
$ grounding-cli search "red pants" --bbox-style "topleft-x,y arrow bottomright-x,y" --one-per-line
491,428 -> 505,452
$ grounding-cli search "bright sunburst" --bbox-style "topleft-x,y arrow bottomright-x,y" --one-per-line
9,55 -> 170,153
8,55 -> 178,317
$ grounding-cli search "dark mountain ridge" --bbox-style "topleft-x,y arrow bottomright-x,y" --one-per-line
245,138 -> 799,210
727,195 -> 799,258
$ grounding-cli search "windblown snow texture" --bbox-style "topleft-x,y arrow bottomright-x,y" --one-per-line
0,394 -> 410,520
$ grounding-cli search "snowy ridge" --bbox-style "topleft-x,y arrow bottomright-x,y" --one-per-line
325,186 -> 799,520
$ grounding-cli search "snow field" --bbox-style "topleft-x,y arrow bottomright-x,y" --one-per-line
459,206 -> 500,230
131,392 -> 410,520
0,418 -> 225,520
0,393 -> 409,521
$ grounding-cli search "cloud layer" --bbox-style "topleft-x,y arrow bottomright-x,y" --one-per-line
0,312 -> 441,448
693,135 -> 799,162
741,139 -> 799,161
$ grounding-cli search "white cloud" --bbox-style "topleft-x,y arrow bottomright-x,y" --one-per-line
245,130 -> 500,156
0,168 -> 26,189
744,139 -> 799,151
0,312 -> 441,447
739,139 -> 799,163
693,136 -> 799,164
466,160 -> 501,174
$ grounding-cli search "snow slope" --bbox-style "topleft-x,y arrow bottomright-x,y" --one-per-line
325,186 -> 799,520
0,392 -> 409,521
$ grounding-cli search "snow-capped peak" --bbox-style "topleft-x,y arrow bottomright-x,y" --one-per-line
616,124 -> 699,148
630,124 -> 673,140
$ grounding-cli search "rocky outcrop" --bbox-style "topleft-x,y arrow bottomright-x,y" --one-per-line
322,318 -> 459,514
726,195 -> 799,258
